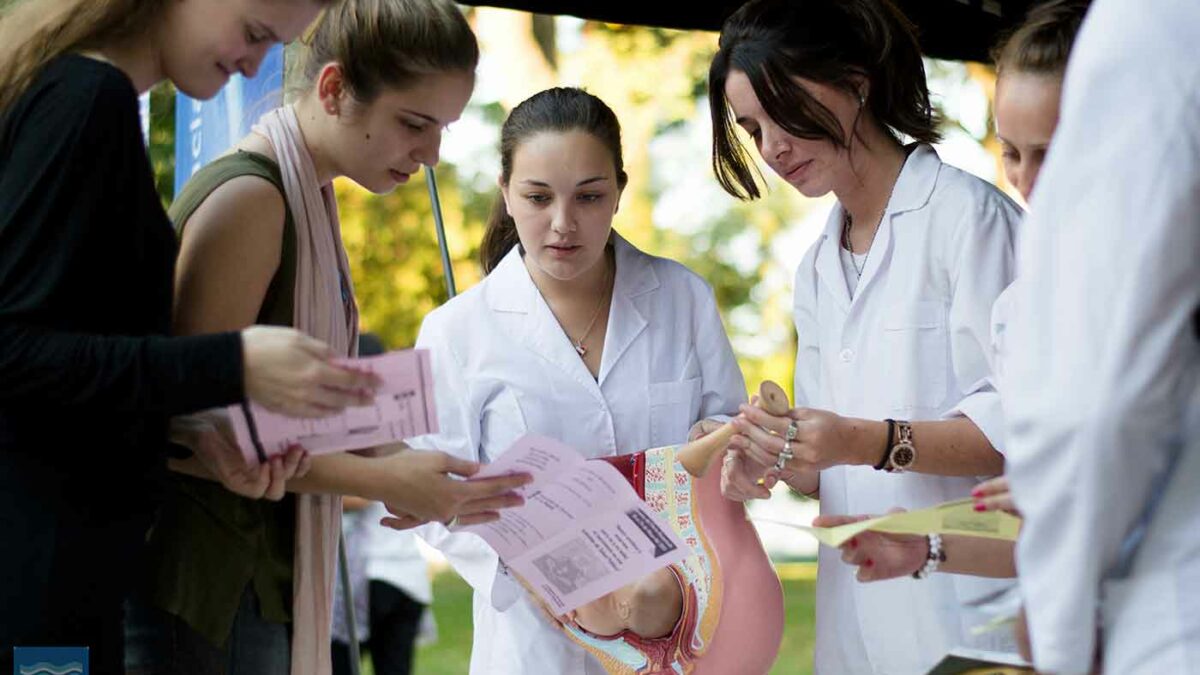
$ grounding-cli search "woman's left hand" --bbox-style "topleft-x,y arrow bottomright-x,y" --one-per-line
732,404 -> 884,473
971,476 -> 1020,516
813,511 -> 927,582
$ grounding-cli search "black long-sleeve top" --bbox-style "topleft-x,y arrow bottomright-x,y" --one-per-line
0,55 -> 244,515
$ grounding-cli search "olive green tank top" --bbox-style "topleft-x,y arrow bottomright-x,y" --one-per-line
143,150 -> 298,647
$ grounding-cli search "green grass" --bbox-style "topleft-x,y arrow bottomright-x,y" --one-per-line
389,570 -> 817,674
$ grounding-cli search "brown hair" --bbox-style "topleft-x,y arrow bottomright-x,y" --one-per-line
708,0 -> 942,200
289,0 -> 478,105
992,0 -> 1090,77
0,0 -> 167,111
479,88 -> 629,274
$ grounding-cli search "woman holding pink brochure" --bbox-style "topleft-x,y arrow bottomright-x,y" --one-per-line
407,88 -> 747,674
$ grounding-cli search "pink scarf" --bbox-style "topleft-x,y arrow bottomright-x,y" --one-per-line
254,104 -> 360,675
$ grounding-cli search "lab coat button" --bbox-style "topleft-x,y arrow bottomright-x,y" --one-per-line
839,348 -> 854,362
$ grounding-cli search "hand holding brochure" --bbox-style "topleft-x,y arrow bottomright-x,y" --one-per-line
229,349 -> 437,464
458,434 -> 689,615
754,498 -> 1021,548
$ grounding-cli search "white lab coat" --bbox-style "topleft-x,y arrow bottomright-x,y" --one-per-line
794,144 -> 1022,674
1004,1 -> 1200,672
410,233 -> 746,674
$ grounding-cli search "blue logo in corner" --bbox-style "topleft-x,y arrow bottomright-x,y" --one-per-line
13,647 -> 87,675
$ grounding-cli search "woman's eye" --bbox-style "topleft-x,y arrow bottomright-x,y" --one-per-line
399,118 -> 426,132
525,194 -> 550,204
245,26 -> 267,44
578,193 -> 602,203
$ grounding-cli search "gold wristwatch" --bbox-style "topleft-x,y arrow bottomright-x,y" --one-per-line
885,420 -> 916,473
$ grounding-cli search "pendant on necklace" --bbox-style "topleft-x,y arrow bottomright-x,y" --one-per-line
574,342 -> 587,357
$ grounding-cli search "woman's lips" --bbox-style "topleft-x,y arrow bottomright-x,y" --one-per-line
785,159 -> 814,182
545,243 -> 581,258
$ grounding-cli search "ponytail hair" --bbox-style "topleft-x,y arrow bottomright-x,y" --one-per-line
480,197 -> 521,276
0,0 -> 166,112
287,0 -> 479,105
992,0 -> 1090,78
479,88 -> 628,274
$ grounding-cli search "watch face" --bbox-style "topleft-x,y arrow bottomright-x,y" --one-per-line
892,442 -> 915,467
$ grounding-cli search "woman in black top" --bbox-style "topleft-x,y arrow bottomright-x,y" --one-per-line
0,0 -> 374,670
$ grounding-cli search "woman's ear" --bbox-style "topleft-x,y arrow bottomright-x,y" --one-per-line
316,62 -> 347,116
850,73 -> 870,107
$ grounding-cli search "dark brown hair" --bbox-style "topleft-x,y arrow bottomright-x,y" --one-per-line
480,88 -> 629,274
708,0 -> 942,200
992,0 -> 1090,77
289,0 -> 478,105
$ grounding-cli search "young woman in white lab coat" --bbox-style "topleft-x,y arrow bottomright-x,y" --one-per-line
408,88 -> 747,674
708,0 -> 1022,672
809,1 -> 1090,645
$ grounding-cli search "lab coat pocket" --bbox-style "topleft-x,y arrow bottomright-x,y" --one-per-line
648,378 -> 702,447
883,301 -> 948,411
479,388 -> 528,462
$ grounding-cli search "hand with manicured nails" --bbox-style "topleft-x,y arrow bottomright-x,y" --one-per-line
240,325 -> 383,418
376,448 -> 532,531
812,509 -> 927,582
971,476 -> 1019,515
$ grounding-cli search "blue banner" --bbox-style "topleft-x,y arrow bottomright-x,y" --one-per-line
174,45 -> 285,197
14,646 -> 88,675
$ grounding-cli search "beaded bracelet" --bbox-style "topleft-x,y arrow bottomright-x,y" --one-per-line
912,533 -> 947,579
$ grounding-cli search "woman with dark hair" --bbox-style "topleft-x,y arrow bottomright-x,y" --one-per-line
407,87 -> 746,673
808,1 -> 1091,663
710,0 -> 1023,671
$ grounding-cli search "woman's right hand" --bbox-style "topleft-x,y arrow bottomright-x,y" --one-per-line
374,448 -> 532,530
240,326 -> 381,417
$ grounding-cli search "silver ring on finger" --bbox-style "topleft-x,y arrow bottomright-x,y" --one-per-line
785,420 -> 799,441
775,441 -> 793,471
445,515 -> 460,529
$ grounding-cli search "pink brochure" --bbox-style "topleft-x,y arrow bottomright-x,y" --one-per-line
228,349 -> 438,464
458,434 -> 689,615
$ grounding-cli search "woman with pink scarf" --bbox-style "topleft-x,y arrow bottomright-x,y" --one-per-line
125,2 -> 530,674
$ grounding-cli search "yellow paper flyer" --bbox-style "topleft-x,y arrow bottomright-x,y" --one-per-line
754,498 -> 1021,548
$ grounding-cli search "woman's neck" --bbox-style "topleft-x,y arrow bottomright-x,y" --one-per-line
833,124 -> 908,236
83,36 -> 163,94
292,96 -> 342,187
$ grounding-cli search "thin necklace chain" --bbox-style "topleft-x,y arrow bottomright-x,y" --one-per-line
572,253 -> 612,357
842,154 -> 908,281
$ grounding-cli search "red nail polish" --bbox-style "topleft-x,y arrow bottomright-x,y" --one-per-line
849,538 -> 858,549
865,559 -> 874,568
974,503 -> 987,512
970,488 -> 983,498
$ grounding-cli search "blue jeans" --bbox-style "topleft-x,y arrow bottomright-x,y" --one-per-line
125,586 -> 290,675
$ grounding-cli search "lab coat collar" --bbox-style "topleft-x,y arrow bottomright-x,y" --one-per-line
814,143 -> 943,312
598,233 -> 655,385
483,231 -> 657,393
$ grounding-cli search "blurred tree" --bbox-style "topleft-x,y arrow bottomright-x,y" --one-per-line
134,8 -> 1003,401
